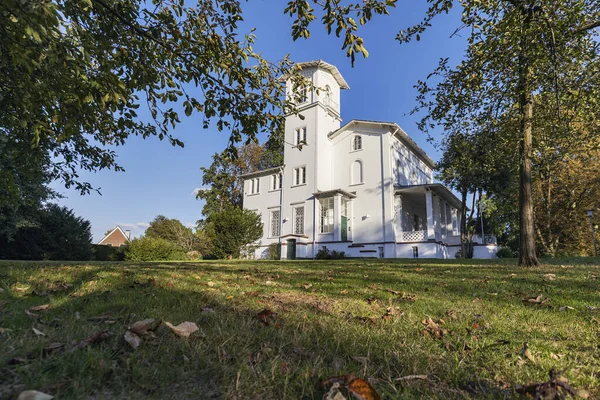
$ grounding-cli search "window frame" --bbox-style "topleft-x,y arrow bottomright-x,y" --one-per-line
248,177 -> 260,195
293,166 -> 307,186
293,206 -> 305,235
271,173 -> 282,191
350,160 -> 364,186
319,197 -> 334,234
294,126 -> 307,146
352,135 -> 363,151
270,209 -> 281,238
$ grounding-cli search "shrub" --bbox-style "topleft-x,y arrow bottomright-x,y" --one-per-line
186,250 -> 202,260
496,246 -> 517,258
203,206 -> 262,259
265,243 -> 281,260
315,248 -> 345,260
92,244 -> 126,261
125,237 -> 186,261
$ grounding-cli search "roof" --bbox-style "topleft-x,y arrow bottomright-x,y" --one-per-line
98,226 -> 130,245
280,60 -> 350,90
394,184 -> 463,210
328,120 -> 436,169
240,165 -> 283,179
313,189 -> 357,199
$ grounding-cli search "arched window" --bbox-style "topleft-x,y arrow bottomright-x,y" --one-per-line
353,135 -> 362,151
351,160 -> 363,185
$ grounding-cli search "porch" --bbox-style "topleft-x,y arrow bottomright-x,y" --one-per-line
394,184 -> 462,245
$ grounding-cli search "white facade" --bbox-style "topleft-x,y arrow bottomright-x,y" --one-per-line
242,60 -> 497,259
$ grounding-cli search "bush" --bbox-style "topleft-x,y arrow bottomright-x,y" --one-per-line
496,246 -> 517,258
203,206 -> 263,259
265,243 -> 281,260
186,250 -> 202,260
315,248 -> 345,260
125,237 -> 186,261
92,244 -> 126,261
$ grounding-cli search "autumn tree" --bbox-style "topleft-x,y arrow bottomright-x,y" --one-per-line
145,215 -> 196,252
409,1 -> 600,266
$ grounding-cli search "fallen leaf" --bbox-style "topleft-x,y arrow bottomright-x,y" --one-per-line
207,281 -> 216,287
559,306 -> 575,312
543,273 -> 557,281
523,295 -> 550,305
29,304 -> 50,312
24,310 -> 39,318
164,321 -> 198,338
516,370 -> 580,399
446,310 -> 458,320
16,390 -> 54,400
226,295 -> 233,299
382,306 -> 404,321
303,283 -> 312,290
586,305 -> 598,311
347,377 -> 381,400
202,307 -> 215,313
71,330 -> 112,351
124,330 -> 142,349
520,342 -> 535,363
256,309 -> 277,326
421,317 -> 448,339
323,382 -> 347,400
32,327 -> 45,337
129,318 -> 155,335
415,268 -> 423,272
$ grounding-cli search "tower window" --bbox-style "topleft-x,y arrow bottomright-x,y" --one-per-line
298,85 -> 308,104
271,173 -> 282,190
295,127 -> 307,146
293,166 -> 306,186
353,135 -> 362,151
249,178 -> 260,194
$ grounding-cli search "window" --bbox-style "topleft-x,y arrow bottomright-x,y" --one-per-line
378,246 -> 384,258
324,85 -> 332,106
293,166 -> 306,186
293,206 -> 304,235
342,199 -> 349,218
353,135 -> 362,151
319,197 -> 334,233
412,246 -> 419,258
295,127 -> 307,146
271,173 -> 282,191
270,210 -> 280,237
249,178 -> 260,194
351,160 -> 363,185
298,85 -> 308,104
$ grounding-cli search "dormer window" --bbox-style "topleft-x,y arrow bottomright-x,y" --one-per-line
353,135 -> 362,151
295,127 -> 307,147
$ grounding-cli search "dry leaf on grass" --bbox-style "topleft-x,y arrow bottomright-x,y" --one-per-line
17,390 -> 54,400
382,306 -> 404,321
164,321 -> 198,338
129,319 -> 155,335
29,304 -> 50,312
515,370 -> 588,399
323,375 -> 381,400
256,309 -> 277,326
420,317 -> 448,339
323,382 -> 347,400
71,330 -> 112,351
523,295 -> 551,305
124,330 -> 142,349
303,283 -> 313,290
559,306 -> 575,312
520,342 -> 535,363
32,327 -> 45,337
543,273 -> 557,281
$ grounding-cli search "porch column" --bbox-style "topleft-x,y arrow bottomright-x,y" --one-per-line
333,194 -> 342,242
433,195 -> 441,240
444,202 -> 451,240
393,195 -> 402,242
425,190 -> 435,240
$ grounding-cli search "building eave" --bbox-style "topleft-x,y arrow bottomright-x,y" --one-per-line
240,166 -> 284,179
328,120 -> 436,170
98,226 -> 130,245
394,184 -> 463,210
279,60 -> 350,89
313,189 -> 357,199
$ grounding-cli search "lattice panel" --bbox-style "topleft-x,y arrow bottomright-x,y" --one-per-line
401,230 -> 427,242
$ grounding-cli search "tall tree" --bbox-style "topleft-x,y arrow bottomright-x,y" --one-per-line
145,215 -> 196,252
409,0 -> 600,266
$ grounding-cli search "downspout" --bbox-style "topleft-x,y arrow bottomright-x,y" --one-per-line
278,165 -> 284,259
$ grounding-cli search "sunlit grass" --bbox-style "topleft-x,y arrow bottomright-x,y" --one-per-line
1,257 -> 599,399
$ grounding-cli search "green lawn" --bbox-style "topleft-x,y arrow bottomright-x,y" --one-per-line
1,258 -> 600,399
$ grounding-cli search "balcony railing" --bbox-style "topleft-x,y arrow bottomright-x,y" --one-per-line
473,234 -> 497,245
400,230 -> 427,242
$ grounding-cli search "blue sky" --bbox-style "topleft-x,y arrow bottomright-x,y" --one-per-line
52,1 -> 468,242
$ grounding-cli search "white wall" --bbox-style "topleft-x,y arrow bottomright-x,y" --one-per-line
390,137 -> 433,186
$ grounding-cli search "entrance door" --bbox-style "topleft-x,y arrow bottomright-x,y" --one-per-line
286,239 -> 297,260
341,216 -> 348,241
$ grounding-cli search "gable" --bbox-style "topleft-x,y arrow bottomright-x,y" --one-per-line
98,226 -> 129,246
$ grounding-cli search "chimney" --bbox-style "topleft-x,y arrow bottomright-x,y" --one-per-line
125,230 -> 131,240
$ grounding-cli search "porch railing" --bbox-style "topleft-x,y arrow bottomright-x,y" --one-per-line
473,234 -> 497,245
400,230 -> 427,242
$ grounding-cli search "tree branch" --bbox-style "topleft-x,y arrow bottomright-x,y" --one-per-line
574,20 -> 600,34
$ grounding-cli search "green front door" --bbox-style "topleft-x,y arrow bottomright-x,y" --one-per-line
341,216 -> 348,241
286,239 -> 296,260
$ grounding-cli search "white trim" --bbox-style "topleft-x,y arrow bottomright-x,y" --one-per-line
98,226 -> 130,245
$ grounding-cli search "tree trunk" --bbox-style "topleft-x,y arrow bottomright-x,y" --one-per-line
518,33 -> 540,267
460,188 -> 468,257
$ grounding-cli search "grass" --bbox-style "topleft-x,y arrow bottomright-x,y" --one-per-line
1,257 -> 600,399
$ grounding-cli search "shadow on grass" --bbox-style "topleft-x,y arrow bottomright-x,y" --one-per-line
1,260 -> 599,398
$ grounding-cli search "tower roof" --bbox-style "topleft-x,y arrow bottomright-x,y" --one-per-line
282,60 -> 350,89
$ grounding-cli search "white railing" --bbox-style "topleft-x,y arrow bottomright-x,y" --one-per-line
400,230 -> 427,242
473,234 -> 497,245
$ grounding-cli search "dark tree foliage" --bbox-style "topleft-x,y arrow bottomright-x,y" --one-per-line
0,204 -> 93,260
203,205 -> 263,259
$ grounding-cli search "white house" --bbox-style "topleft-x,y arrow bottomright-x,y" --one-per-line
242,60 -> 497,259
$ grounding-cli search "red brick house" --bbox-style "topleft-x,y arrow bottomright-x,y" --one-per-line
98,226 -> 130,247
